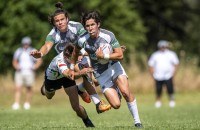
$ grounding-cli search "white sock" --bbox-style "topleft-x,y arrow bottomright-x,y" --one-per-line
90,94 -> 100,105
127,99 -> 141,124
77,83 -> 85,92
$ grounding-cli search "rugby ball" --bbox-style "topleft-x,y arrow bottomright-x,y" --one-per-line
98,43 -> 113,64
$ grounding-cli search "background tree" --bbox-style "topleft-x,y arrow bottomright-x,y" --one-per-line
133,0 -> 200,66
0,0 -> 200,74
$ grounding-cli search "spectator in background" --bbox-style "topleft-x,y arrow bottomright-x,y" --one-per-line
148,40 -> 179,108
12,36 -> 42,110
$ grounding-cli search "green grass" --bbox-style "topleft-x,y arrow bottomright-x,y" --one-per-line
0,91 -> 200,130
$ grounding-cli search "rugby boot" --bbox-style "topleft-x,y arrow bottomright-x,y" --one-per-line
96,100 -> 111,114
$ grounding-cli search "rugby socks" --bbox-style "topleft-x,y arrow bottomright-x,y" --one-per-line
90,94 -> 101,105
127,99 -> 141,124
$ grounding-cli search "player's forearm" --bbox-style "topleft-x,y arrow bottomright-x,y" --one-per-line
39,45 -> 49,56
109,52 -> 123,60
98,47 -> 123,61
39,42 -> 53,57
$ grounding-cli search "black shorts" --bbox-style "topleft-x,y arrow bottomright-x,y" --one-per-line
44,76 -> 76,92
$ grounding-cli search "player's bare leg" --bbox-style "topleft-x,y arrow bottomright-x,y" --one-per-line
65,86 -> 95,127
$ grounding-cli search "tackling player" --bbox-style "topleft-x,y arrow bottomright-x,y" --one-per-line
41,43 -> 94,127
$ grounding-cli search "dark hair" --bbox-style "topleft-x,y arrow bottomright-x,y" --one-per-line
81,11 -> 101,27
63,43 -> 74,57
48,2 -> 69,26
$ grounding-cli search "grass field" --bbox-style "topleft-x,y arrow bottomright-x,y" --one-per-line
1,89 -> 200,130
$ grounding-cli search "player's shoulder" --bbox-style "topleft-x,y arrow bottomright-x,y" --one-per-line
68,21 -> 83,29
99,28 -> 115,42
48,27 -> 58,35
78,33 -> 90,43
68,21 -> 82,25
68,21 -> 84,33
100,28 -> 115,36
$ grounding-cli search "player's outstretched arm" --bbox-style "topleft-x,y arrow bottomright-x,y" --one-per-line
30,42 -> 53,58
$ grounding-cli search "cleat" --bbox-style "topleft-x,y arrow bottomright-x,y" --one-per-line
79,91 -> 91,103
135,123 -> 143,128
96,101 -> 111,114
83,118 -> 95,127
82,118 -> 95,127
40,83 -> 45,96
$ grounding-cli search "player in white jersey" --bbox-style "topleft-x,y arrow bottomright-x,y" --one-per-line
30,2 -> 111,113
148,40 -> 179,108
41,43 -> 94,127
68,11 -> 142,128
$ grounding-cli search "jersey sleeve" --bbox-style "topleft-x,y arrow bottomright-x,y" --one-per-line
45,28 -> 56,43
104,30 -> 120,48
77,34 -> 88,50
56,58 -> 69,74
110,35 -> 120,48
76,23 -> 87,36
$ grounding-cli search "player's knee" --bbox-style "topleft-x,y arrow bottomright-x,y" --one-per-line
112,103 -> 121,109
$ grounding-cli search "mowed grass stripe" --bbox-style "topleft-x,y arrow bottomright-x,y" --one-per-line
0,92 -> 200,130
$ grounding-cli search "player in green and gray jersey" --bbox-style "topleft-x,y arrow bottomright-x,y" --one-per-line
46,21 -> 86,54
77,28 -> 120,77
31,2 -> 111,114
69,11 -> 143,128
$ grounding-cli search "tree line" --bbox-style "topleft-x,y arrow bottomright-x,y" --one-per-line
0,0 -> 200,74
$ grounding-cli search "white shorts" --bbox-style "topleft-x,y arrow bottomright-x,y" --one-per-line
14,71 -> 35,87
96,62 -> 127,93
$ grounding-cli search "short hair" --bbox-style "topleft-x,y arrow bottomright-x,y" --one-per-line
48,2 -> 69,26
81,11 -> 101,27
63,43 -> 74,57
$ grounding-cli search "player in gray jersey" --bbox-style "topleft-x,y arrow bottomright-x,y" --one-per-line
30,2 -> 111,113
68,11 -> 143,128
